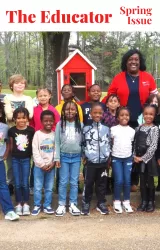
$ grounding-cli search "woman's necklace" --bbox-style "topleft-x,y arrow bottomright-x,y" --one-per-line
127,73 -> 139,83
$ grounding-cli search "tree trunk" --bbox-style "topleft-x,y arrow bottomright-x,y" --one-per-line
42,32 -> 70,106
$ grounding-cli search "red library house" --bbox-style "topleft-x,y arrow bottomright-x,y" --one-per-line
56,49 -> 97,104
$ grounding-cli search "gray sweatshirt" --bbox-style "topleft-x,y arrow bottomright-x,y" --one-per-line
54,121 -> 83,161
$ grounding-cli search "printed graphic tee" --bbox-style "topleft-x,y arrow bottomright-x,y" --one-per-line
0,122 -> 9,161
8,126 -> 35,158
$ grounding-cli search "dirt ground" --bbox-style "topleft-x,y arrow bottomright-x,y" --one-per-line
1,192 -> 160,250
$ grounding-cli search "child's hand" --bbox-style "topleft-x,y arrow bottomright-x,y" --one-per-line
158,159 -> 160,166
45,162 -> 55,171
134,156 -> 142,163
82,158 -> 86,165
42,165 -> 48,171
3,153 -> 8,161
55,161 -> 61,168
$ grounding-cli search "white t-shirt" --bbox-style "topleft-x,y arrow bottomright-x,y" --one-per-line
111,125 -> 135,158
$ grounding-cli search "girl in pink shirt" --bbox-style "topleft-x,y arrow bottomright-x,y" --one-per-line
30,88 -> 60,131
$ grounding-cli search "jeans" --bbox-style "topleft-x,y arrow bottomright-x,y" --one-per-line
112,156 -> 132,201
34,166 -> 55,208
6,153 -> 14,185
59,153 -> 81,206
12,157 -> 31,203
30,161 -> 34,188
0,160 -> 14,214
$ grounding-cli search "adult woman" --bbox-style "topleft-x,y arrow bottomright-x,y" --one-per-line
102,49 -> 158,191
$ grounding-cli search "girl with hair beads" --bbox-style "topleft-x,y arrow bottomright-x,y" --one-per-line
54,101 -> 83,216
134,104 -> 159,212
111,107 -> 135,213
8,107 -> 34,216
0,101 -> 19,221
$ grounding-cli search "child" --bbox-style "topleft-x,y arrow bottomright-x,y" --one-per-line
4,74 -> 34,195
81,84 -> 105,126
55,84 -> 83,122
111,107 -> 135,213
30,88 -> 60,132
55,101 -> 82,216
29,88 -> 60,194
8,107 -> 34,216
102,94 -> 120,128
81,103 -> 110,215
134,104 -> 159,212
0,101 -> 19,221
32,110 -> 55,216
55,84 -> 83,193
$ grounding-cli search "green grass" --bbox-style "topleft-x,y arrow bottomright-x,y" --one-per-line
2,89 -> 36,98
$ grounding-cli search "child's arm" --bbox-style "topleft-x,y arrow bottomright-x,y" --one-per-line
32,132 -> 47,168
3,141 -> 10,160
25,96 -> 34,119
54,122 -> 61,167
3,96 -> 14,121
141,126 -> 159,163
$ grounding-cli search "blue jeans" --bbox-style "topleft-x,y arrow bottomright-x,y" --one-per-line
112,156 -> 133,201
12,157 -> 31,203
34,166 -> 55,208
0,160 -> 14,214
59,153 -> 81,206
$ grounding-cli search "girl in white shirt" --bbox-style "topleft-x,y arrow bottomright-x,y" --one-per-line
111,107 -> 135,214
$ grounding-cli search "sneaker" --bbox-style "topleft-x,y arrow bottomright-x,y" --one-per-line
43,206 -> 54,214
31,206 -> 41,216
96,203 -> 109,215
29,187 -> 34,196
81,202 -> 90,215
69,203 -> 80,216
122,201 -> 133,213
113,201 -> 123,214
15,205 -> 23,216
5,211 -> 19,221
55,205 -> 66,217
23,204 -> 30,216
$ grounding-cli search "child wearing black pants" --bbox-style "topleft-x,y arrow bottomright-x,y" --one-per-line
81,103 -> 111,215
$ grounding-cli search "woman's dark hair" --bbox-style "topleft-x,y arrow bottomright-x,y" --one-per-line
146,94 -> 160,114
40,110 -> 55,121
106,94 -> 120,104
61,101 -> 81,133
121,49 -> 146,72
0,101 -> 6,124
116,106 -> 130,118
13,107 -> 29,120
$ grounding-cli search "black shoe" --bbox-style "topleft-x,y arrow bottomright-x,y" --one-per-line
8,184 -> 14,196
146,201 -> 155,212
81,202 -> 90,215
137,201 -> 148,212
156,185 -> 160,191
96,203 -> 109,215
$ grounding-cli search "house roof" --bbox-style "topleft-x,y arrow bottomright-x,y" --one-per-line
56,49 -> 97,71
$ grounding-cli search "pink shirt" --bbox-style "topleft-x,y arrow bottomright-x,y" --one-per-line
29,104 -> 60,132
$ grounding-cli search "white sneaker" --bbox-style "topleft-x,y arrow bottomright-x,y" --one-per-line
23,204 -> 30,216
113,201 -> 123,214
122,201 -> 133,213
69,203 -> 80,216
55,205 -> 66,217
15,205 -> 23,216
5,211 -> 19,221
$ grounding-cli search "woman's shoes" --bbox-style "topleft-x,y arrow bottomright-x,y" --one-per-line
137,201 -> 148,212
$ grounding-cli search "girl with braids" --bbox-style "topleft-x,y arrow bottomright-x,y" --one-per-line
54,101 -> 83,216
0,101 -> 19,221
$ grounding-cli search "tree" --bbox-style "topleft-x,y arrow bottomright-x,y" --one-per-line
42,32 -> 70,105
